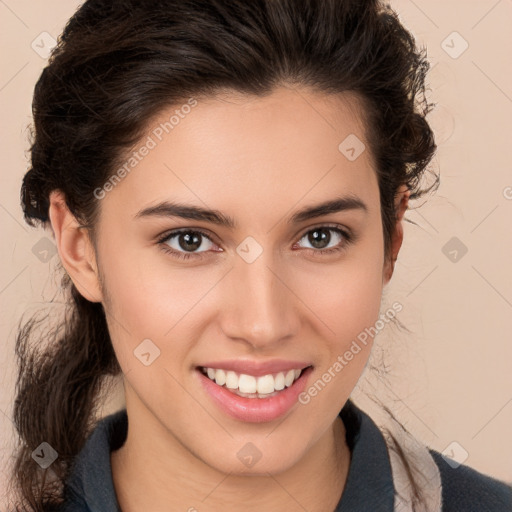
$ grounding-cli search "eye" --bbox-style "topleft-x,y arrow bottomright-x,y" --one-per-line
157,229 -> 219,261
293,224 -> 353,256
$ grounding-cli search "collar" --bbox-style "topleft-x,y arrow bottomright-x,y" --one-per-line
64,399 -> 396,511
336,399 -> 395,510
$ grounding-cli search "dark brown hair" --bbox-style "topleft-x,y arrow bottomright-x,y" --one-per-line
9,0 -> 438,509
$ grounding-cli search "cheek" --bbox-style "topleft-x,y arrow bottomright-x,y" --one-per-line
99,237 -> 191,324
310,266 -> 382,372
295,267 -> 383,419
294,234 -> 385,340
294,231 -> 385,393
97,242 -> 219,368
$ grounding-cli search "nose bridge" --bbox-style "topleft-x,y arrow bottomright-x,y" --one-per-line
220,247 -> 297,346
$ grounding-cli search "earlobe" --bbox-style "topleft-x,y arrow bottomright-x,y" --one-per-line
383,185 -> 410,285
48,190 -> 103,303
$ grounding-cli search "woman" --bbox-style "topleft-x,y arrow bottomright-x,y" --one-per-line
9,0 -> 512,510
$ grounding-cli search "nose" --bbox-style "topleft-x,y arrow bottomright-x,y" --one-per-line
219,249 -> 300,349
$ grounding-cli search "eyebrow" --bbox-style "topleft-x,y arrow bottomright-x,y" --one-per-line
134,195 -> 368,228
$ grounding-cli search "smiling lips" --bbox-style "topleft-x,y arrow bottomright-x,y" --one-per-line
196,359 -> 313,422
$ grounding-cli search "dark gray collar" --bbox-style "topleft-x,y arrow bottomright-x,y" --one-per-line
337,399 -> 395,510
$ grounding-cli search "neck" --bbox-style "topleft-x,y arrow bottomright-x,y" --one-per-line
111,396 -> 351,512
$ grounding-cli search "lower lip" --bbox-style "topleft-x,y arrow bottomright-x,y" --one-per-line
197,367 -> 313,423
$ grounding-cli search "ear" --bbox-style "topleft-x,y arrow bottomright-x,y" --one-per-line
48,190 -> 103,302
383,184 -> 410,285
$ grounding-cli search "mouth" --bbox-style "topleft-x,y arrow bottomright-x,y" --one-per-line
195,364 -> 314,423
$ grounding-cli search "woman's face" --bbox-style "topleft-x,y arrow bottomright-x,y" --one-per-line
87,86 -> 393,474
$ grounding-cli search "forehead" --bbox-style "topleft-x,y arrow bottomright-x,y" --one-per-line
101,86 -> 379,223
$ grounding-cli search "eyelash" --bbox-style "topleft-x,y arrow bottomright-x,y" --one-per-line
156,224 -> 354,261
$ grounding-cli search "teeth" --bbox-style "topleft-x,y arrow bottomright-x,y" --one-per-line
201,366 -> 305,397
256,374 -> 274,394
284,369 -> 295,387
225,371 -> 238,389
239,374 -> 257,394
214,369 -> 226,386
274,372 -> 285,391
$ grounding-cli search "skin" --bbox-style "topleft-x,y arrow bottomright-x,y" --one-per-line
49,85 -> 409,511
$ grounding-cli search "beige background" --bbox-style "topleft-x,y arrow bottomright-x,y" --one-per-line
1,0 -> 511,505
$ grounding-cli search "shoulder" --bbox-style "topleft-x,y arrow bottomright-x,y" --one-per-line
56,409 -> 128,512
429,449 -> 512,511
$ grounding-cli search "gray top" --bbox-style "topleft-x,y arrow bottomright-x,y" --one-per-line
59,399 -> 512,511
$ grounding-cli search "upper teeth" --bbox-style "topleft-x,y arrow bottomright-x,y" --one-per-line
202,367 -> 303,394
